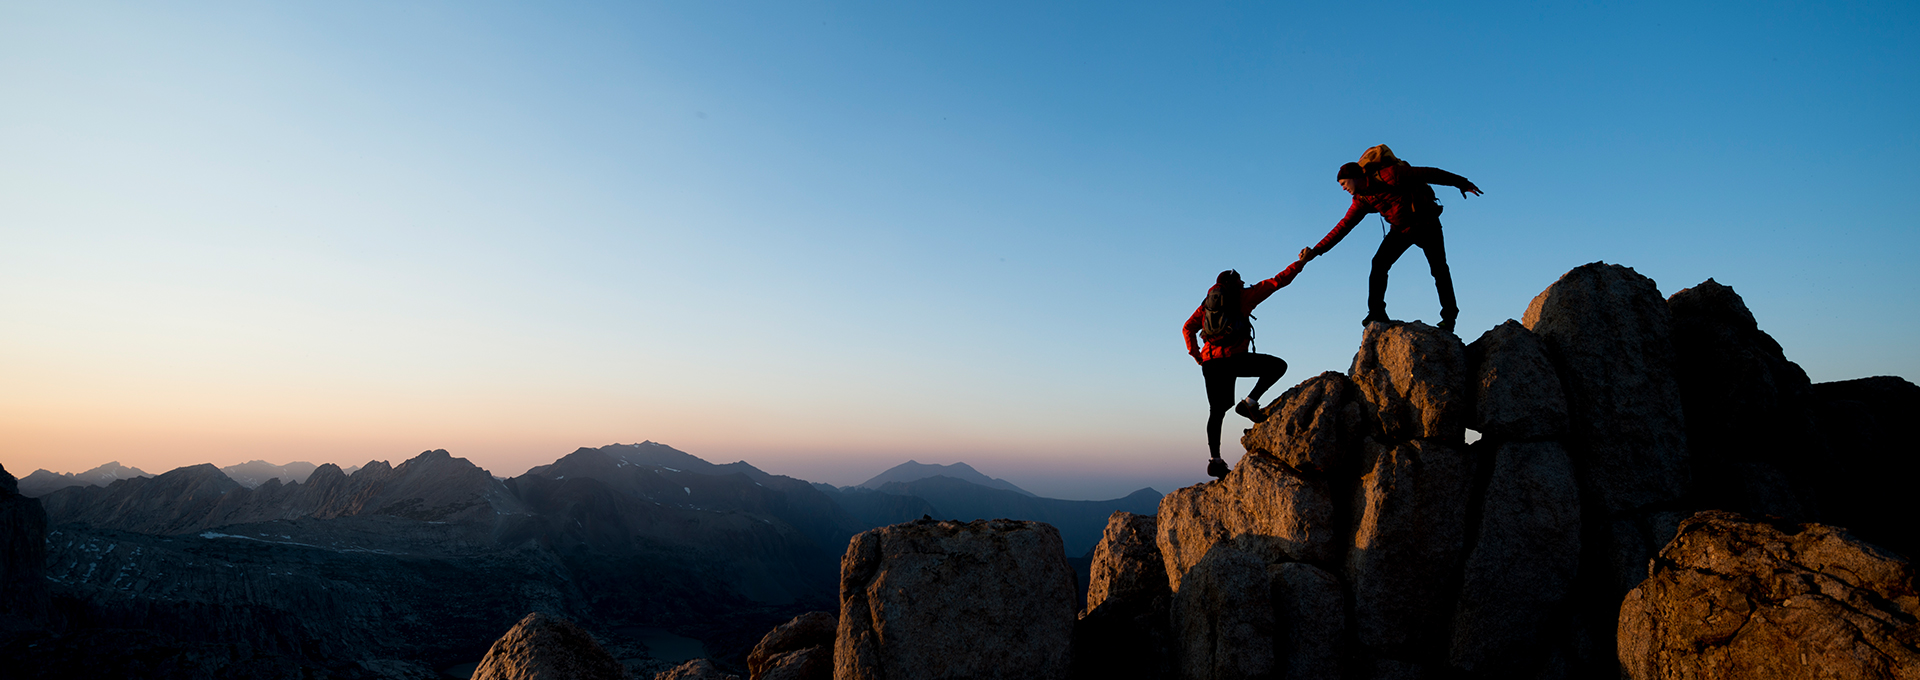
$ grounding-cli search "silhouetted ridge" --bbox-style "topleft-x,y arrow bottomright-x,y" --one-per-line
856,460 -> 1035,496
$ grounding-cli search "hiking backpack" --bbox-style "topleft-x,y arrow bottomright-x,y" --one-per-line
1359,144 -> 1443,218
1200,285 -> 1255,347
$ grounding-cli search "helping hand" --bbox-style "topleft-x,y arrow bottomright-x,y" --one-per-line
1460,181 -> 1483,197
1298,247 -> 1317,263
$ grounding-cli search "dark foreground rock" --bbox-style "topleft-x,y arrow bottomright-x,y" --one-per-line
1074,512 -> 1173,680
748,611 -> 834,680
1668,279 -> 1823,520
1346,438 -> 1470,654
1465,320 -> 1568,442
659,658 -> 743,680
1449,441 -> 1581,675
1618,511 -> 1920,680
1170,546 -> 1274,680
0,463 -> 52,630
472,612 -> 624,680
1811,375 -> 1920,558
836,518 -> 1076,680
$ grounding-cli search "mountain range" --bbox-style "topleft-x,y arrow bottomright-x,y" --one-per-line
5,443 -> 1158,677
19,459 -> 367,497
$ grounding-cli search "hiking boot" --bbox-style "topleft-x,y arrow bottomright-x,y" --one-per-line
1438,318 -> 1456,333
1207,457 -> 1230,480
1235,397 -> 1267,424
1361,312 -> 1391,327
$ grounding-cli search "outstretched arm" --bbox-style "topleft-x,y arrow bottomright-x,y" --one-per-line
1402,166 -> 1481,198
1243,258 -> 1308,309
1305,198 -> 1372,260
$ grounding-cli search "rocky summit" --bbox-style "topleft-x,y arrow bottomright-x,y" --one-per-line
1049,262 -> 1917,679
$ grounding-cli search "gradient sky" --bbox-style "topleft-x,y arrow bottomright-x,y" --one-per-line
3,2 -> 1915,500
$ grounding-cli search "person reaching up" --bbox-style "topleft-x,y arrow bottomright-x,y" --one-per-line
1182,256 -> 1308,480
1299,144 -> 1482,333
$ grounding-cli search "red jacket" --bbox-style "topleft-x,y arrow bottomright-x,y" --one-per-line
1183,260 -> 1305,362
1311,165 -> 1473,255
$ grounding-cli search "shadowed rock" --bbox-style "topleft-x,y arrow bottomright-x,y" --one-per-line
472,612 -> 624,680
0,463 -> 51,630
1347,439 -> 1470,653
835,518 -> 1076,680
1449,441 -> 1581,675
1271,562 -> 1345,680
1350,321 -> 1469,442
1170,546 -> 1275,680
748,611 -> 834,680
1522,262 -> 1689,515
1158,451 -> 1336,592
1668,279 -> 1822,519
1618,511 -> 1920,680
1811,375 -> 1920,558
1241,372 -> 1370,474
1465,320 -> 1569,441
1074,512 -> 1173,680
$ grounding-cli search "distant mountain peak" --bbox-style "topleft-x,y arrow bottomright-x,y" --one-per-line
219,460 -> 321,488
17,461 -> 157,497
857,461 -> 1035,497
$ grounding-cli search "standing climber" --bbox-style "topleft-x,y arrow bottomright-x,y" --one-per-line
1298,145 -> 1482,333
1182,257 -> 1309,480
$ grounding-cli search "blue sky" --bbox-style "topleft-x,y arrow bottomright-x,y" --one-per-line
3,2 -> 1915,499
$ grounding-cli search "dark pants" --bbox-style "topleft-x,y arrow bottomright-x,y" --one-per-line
1370,222 -> 1458,321
1202,353 -> 1288,458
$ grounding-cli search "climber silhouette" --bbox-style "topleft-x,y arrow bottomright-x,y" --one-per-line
1183,257 -> 1309,480
1299,145 -> 1482,333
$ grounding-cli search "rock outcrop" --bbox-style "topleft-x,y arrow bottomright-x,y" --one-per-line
472,612 -> 625,680
1241,372 -> 1370,474
1349,321 -> 1469,442
1169,546 -> 1275,680
1618,511 -> 1920,679
0,463 -> 52,630
1524,262 -> 1690,516
1347,438 -> 1471,653
1448,441 -> 1582,675
748,612 -> 834,680
1157,451 -> 1336,592
1810,375 -> 1920,558
1075,513 -> 1174,680
1083,512 -> 1167,616
1270,562 -> 1345,680
1081,261 -> 1916,679
659,658 -> 743,680
835,518 -> 1076,680
1465,320 -> 1568,441
1668,279 -> 1823,520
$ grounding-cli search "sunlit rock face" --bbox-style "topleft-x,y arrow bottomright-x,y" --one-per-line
834,518 -> 1077,680
747,611 -> 834,680
472,612 -> 625,680
1618,511 -> 1920,680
